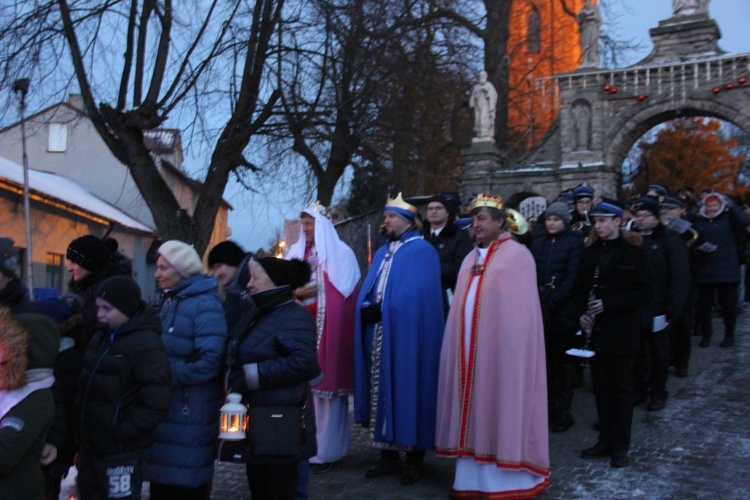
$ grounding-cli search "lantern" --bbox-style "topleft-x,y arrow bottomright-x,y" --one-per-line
219,393 -> 248,440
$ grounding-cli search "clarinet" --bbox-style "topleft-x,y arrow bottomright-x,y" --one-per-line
582,265 -> 600,351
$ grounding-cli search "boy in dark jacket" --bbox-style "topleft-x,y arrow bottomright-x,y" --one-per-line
75,276 -> 171,500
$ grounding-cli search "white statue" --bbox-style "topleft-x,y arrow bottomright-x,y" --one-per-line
673,0 -> 710,16
470,71 -> 498,141
577,0 -> 601,69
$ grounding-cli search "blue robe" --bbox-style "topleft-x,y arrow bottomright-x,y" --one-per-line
354,229 -> 445,450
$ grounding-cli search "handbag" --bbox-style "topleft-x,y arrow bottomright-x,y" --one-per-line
249,406 -> 304,457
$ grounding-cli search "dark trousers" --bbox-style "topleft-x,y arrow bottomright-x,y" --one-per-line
671,287 -> 695,369
545,325 -> 578,417
246,462 -> 298,500
149,482 -> 210,500
697,283 -> 738,339
77,449 -> 143,500
591,353 -> 635,453
637,326 -> 671,401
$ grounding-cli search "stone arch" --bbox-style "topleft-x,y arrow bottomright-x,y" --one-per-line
605,97 -> 750,172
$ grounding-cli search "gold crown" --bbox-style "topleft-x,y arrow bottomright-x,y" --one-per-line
471,193 -> 504,210
304,200 -> 331,219
385,192 -> 418,215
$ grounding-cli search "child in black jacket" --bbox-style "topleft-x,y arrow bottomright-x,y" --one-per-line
75,276 -> 172,499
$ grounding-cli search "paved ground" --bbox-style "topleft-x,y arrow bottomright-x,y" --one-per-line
155,312 -> 750,499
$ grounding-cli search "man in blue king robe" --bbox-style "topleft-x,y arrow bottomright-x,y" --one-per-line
354,193 -> 446,486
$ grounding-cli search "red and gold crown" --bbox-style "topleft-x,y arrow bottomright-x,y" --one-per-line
471,193 -> 504,210
385,192 -> 418,215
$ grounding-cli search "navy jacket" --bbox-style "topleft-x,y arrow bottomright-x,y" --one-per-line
573,233 -> 653,355
693,204 -> 750,284
228,286 -> 319,464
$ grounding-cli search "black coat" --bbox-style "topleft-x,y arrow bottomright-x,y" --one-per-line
573,233 -> 654,355
640,224 -> 691,324
424,223 -> 474,310
531,228 -> 583,332
75,304 -> 172,455
228,286 -> 320,464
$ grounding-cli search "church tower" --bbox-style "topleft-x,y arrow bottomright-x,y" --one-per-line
506,0 -> 589,152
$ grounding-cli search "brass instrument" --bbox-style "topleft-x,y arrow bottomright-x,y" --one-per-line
571,210 -> 591,232
506,208 -> 529,235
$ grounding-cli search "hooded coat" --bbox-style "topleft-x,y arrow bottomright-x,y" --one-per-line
0,310 -> 57,500
75,304 -> 172,455
144,274 -> 227,488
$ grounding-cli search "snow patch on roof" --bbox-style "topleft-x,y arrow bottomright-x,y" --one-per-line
0,155 -> 155,233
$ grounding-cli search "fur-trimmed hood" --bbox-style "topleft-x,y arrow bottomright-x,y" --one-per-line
585,228 -> 643,247
0,307 -> 29,390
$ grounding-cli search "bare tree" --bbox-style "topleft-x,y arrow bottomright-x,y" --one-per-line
1,0 -> 284,254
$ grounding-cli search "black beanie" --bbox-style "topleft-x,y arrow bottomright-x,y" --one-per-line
208,241 -> 246,267
255,258 -> 311,289
67,235 -> 113,272
95,276 -> 142,318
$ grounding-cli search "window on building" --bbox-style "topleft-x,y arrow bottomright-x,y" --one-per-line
527,8 -> 541,54
48,123 -> 67,152
46,252 -> 64,293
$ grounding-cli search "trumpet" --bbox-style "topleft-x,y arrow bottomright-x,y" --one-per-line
505,208 -> 529,235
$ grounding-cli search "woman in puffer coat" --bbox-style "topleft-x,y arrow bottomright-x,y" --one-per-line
531,201 -> 584,433
227,257 -> 320,500
144,241 -> 228,499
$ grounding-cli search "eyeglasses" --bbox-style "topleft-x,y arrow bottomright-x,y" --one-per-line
426,206 -> 446,212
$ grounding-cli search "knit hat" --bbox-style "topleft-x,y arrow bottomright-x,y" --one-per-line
15,313 -> 59,371
254,258 -> 311,289
67,235 -> 113,272
426,194 -> 460,222
157,240 -> 203,278
208,241 -> 246,268
545,201 -> 572,224
96,276 -> 142,318
590,198 -> 624,218
633,195 -> 660,218
0,238 -> 18,278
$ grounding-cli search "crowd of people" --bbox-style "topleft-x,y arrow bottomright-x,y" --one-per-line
0,180 -> 747,499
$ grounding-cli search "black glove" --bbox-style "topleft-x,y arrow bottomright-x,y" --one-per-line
227,368 -> 248,394
361,303 -> 382,324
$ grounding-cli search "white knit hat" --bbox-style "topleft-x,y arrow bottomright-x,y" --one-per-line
157,240 -> 203,278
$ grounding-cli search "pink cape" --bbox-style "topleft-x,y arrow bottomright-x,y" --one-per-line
312,273 -> 356,397
436,236 -> 550,484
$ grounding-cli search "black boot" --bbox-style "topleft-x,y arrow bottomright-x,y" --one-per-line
401,450 -> 425,485
720,336 -> 734,347
365,450 -> 402,479
551,411 -> 575,433
699,336 -> 710,347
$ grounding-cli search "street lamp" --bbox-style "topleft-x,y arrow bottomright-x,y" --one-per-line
13,78 -> 34,301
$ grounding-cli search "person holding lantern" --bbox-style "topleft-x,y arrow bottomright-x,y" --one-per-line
226,257 -> 320,500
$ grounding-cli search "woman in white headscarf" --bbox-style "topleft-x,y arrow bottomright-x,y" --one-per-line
287,202 -> 360,473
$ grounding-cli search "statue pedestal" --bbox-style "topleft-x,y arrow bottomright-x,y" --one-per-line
641,14 -> 722,63
460,142 -> 506,204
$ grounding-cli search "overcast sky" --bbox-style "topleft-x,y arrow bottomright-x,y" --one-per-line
224,0 -> 750,251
